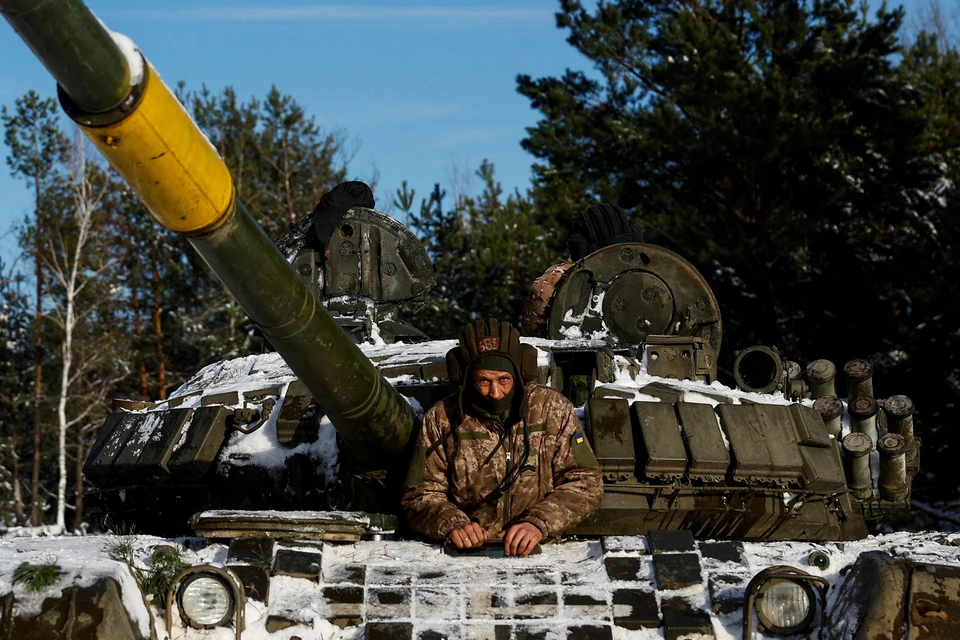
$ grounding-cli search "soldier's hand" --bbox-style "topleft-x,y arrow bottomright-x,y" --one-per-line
449,522 -> 488,549
498,522 -> 543,557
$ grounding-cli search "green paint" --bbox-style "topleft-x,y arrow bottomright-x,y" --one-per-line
1,0 -> 130,112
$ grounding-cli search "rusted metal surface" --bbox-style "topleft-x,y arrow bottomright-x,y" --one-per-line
643,335 -> 717,382
885,395 -> 917,464
878,433 -> 908,502
907,563 -> 960,639
827,551 -> 909,640
844,358 -> 874,400
843,433 -> 874,499
849,396 -> 880,447
732,345 -> 783,394
806,359 -> 837,399
813,395 -> 844,437
540,243 -> 721,352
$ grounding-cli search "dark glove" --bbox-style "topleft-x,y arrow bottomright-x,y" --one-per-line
312,181 -> 375,247
568,203 -> 644,261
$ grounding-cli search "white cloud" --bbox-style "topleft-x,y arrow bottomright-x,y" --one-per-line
119,5 -> 552,25
353,102 -> 463,125
426,124 -> 519,149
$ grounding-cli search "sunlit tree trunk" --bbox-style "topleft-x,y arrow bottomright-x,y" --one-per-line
149,237 -> 167,400
30,167 -> 44,527
128,249 -> 149,398
52,132 -> 101,530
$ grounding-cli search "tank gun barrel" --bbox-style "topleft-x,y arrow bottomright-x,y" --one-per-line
1,0 -> 130,112
1,0 -> 416,470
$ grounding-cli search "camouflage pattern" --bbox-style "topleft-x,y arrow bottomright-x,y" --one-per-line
402,384 -> 603,541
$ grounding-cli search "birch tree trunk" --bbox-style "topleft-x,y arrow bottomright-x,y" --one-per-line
31,168 -> 44,527
53,133 -> 98,531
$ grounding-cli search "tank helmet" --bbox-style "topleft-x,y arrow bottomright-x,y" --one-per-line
446,318 -> 538,386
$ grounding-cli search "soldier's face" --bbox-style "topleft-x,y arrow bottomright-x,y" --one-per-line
472,369 -> 515,400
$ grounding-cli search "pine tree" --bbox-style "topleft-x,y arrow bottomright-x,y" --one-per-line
411,162 -> 553,337
0,262 -> 32,525
518,0 -> 945,362
411,182 -> 470,337
393,180 -> 417,228
891,29 -> 960,500
187,85 -> 349,238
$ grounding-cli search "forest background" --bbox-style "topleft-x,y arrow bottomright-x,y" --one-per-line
0,0 -> 958,532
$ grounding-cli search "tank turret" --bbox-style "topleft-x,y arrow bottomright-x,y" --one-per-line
278,202 -> 436,344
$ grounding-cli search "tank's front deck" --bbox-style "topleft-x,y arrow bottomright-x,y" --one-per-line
2,530 -> 960,638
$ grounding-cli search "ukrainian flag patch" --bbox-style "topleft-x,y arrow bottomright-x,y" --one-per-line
570,431 -> 599,468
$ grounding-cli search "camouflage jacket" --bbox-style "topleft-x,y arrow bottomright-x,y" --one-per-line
402,384 -> 603,541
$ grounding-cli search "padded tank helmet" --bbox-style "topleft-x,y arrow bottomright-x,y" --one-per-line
445,318 -> 538,386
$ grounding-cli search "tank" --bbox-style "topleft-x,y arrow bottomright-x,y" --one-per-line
2,3 -> 943,639
2,0 -> 919,540
74,196 -> 916,543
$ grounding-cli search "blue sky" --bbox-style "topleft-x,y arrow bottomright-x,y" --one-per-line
0,0 -> 587,264
0,0 -> 931,266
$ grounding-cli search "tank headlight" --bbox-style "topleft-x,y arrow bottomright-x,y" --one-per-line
742,566 -> 828,639
178,573 -> 234,628
756,578 -> 815,634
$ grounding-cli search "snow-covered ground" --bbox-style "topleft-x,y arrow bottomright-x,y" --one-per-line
2,529 -> 960,639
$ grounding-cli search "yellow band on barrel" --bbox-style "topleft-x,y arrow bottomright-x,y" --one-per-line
78,63 -> 234,235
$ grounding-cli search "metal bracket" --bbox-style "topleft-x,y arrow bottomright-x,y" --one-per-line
643,335 -> 717,382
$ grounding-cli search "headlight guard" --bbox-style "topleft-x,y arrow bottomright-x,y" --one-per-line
165,565 -> 246,639
742,566 -> 828,638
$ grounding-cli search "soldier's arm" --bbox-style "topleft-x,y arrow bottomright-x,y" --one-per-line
401,407 -> 471,541
518,400 -> 603,537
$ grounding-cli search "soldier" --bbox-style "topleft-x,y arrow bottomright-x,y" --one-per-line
402,318 -> 603,557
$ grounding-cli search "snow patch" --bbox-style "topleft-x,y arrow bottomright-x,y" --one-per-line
105,28 -> 144,86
